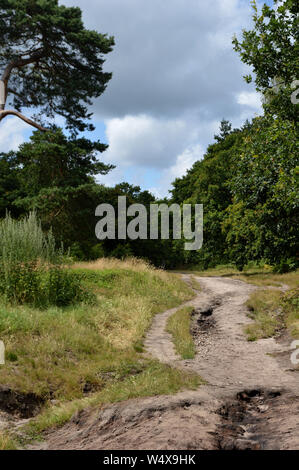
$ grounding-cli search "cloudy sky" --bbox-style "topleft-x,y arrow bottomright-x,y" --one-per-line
1,0 -> 267,197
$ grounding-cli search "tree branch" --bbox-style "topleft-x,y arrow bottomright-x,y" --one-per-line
1,50 -> 46,83
1,50 -> 46,110
0,109 -> 47,132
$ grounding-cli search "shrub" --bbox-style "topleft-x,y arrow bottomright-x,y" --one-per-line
0,212 -> 92,307
45,267 -> 95,306
273,258 -> 298,274
0,261 -> 41,304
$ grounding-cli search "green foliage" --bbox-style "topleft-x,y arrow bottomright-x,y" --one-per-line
214,119 -> 233,143
232,0 -> 299,121
2,128 -> 114,254
44,267 -> 95,307
15,129 -> 113,194
223,116 -> 298,268
0,0 -> 114,132
0,212 -> 92,306
0,211 -> 57,264
171,122 -> 244,268
170,2 -> 298,270
273,259 -> 298,274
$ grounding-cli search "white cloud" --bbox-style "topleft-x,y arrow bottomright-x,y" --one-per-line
169,145 -> 204,178
237,91 -> 262,109
150,144 -> 204,198
0,117 -> 28,152
103,114 -> 196,169
100,114 -> 205,197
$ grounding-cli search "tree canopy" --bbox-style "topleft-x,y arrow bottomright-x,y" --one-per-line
233,0 -> 299,121
0,0 -> 114,132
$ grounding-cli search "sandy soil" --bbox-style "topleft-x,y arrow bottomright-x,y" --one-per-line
28,276 -> 299,450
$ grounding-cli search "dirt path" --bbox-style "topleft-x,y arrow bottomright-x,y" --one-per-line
29,276 -> 299,450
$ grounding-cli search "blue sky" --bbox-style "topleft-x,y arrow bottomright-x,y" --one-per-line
1,0 -> 271,197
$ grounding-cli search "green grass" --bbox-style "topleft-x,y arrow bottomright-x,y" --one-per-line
0,258 -> 201,443
188,275 -> 202,291
282,287 -> 299,339
245,289 -> 284,341
166,306 -> 196,359
245,287 -> 299,342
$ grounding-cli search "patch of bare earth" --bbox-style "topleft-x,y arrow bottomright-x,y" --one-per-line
29,276 -> 299,450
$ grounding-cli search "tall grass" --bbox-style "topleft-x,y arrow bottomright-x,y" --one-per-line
0,212 -> 57,265
0,212 -> 90,307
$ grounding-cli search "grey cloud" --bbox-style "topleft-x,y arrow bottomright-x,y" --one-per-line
61,0 -> 262,196
64,0 -> 256,120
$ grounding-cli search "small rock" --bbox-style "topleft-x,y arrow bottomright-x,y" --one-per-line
258,404 -> 269,413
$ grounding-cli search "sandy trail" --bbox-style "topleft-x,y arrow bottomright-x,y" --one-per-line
146,276 -> 298,396
29,276 -> 299,450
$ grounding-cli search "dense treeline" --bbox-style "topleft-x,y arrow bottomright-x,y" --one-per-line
171,116 -> 298,271
1,112 -> 297,271
0,0 -> 298,272
0,128 -> 179,267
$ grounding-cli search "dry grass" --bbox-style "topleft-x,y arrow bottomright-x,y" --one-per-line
245,286 -> 298,342
0,431 -> 17,450
0,262 -> 194,398
189,275 -> 202,291
72,257 -> 157,273
0,258 -> 201,442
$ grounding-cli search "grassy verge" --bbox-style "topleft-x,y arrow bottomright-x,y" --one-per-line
166,306 -> 196,359
245,289 -> 284,341
245,287 -> 299,341
189,275 -> 202,291
0,258 -> 201,445
283,288 -> 299,338
0,432 -> 18,450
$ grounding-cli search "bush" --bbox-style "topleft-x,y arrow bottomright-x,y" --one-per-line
273,258 -> 298,274
0,261 -> 41,304
0,212 -> 93,307
45,267 -> 95,307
